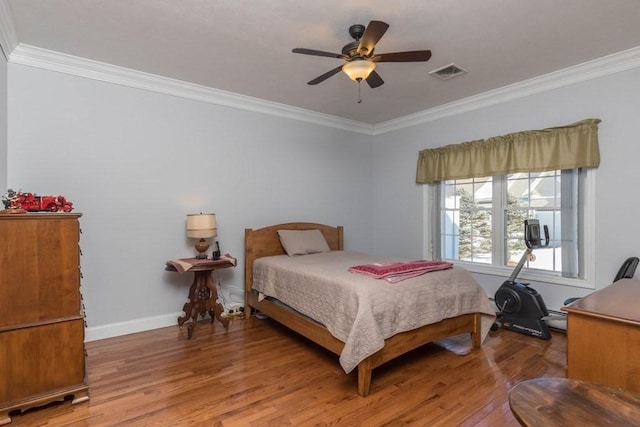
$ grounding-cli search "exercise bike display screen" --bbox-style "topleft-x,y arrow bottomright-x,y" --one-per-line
524,219 -> 548,249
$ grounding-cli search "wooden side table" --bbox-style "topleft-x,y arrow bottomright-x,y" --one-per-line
165,257 -> 235,339
509,378 -> 640,426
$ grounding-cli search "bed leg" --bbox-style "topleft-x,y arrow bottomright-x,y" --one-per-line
471,313 -> 482,348
471,331 -> 481,348
357,359 -> 372,397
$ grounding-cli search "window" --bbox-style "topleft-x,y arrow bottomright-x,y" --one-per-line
426,168 -> 594,287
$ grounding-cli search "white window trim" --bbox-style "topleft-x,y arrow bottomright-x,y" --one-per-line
423,169 -> 596,290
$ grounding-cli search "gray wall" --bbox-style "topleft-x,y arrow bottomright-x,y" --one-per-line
6,51 -> 640,338
6,63 -> 373,339
371,66 -> 640,310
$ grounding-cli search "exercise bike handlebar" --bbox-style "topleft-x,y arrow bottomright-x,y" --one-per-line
508,220 -> 549,283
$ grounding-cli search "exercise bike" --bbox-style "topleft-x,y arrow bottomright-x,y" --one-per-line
492,219 -> 552,340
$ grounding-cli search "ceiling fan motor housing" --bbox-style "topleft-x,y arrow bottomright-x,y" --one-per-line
349,24 -> 366,40
342,41 -> 361,57
343,24 -> 367,58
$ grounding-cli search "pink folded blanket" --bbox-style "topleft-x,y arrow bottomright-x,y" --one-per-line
349,260 -> 453,283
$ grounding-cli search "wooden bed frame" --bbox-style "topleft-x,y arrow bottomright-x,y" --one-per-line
244,222 -> 482,397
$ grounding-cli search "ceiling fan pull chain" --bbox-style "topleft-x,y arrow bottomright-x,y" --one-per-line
357,80 -> 362,103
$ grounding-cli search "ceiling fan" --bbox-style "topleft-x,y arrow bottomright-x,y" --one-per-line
292,20 -> 432,89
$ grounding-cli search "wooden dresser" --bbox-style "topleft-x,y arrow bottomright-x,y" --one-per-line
563,278 -> 640,392
0,213 -> 89,425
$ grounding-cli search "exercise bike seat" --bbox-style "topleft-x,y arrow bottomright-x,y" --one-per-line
564,256 -> 639,305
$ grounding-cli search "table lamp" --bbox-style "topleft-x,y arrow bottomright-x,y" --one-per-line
186,213 -> 217,259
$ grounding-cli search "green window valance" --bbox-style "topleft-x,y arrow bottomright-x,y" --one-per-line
416,118 -> 601,184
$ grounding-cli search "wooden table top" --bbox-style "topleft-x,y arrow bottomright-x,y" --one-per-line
562,278 -> 640,325
165,257 -> 235,272
509,378 -> 640,427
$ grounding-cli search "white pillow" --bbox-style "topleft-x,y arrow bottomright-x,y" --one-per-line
277,229 -> 331,256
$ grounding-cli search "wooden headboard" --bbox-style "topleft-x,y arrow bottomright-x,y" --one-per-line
244,222 -> 344,310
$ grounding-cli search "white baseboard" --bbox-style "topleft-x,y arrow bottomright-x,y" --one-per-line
86,295 -> 565,342
85,285 -> 246,342
85,312 -> 182,342
545,310 -> 568,331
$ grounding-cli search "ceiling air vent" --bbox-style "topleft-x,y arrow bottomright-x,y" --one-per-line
429,63 -> 468,80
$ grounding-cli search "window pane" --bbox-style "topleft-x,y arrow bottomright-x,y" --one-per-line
472,218 -> 492,264
444,183 -> 457,209
533,174 -> 560,208
443,210 -> 458,235
443,233 -> 458,260
504,207 -> 530,267
441,176 -> 492,263
474,180 -> 492,209
528,247 -> 558,272
437,169 -> 581,278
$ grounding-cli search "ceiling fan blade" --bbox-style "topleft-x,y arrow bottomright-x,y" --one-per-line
292,48 -> 347,59
307,65 -> 343,85
372,50 -> 432,63
366,70 -> 384,88
357,20 -> 389,56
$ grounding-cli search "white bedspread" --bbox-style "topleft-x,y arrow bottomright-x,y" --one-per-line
253,251 -> 496,373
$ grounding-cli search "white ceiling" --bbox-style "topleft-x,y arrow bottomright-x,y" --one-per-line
4,0 -> 640,125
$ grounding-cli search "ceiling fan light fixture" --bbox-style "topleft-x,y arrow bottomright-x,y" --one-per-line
342,60 -> 376,81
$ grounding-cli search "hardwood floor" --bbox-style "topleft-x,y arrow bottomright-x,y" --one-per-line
9,317 -> 566,426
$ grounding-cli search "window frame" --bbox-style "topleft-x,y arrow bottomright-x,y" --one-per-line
423,169 -> 596,289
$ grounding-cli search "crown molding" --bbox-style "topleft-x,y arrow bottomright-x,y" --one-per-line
8,44 -> 376,135
5,39 -> 640,136
0,0 -> 19,60
372,45 -> 640,135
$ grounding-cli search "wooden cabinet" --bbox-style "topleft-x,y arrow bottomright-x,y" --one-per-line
0,213 -> 89,425
563,278 -> 640,392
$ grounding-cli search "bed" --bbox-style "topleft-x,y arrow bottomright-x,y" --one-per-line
244,222 -> 495,396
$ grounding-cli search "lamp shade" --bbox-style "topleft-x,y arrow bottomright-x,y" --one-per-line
342,60 -> 376,81
186,213 -> 217,239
